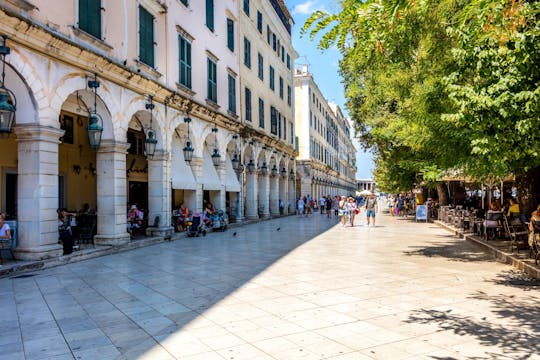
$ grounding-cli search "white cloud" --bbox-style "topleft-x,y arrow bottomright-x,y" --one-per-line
292,1 -> 317,15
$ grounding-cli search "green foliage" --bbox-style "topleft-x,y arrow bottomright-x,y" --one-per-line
302,0 -> 540,194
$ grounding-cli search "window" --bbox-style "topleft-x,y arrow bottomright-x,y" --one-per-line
287,85 -> 291,106
258,53 -> 264,80
245,87 -> 252,121
227,18 -> 234,51
278,112 -> 282,138
259,98 -> 265,128
283,118 -> 287,140
207,57 -> 217,102
139,6 -> 155,67
243,0 -> 249,16
281,46 -> 285,62
267,25 -> 271,44
270,106 -> 277,135
272,33 -> 277,51
257,11 -> 262,33
279,77 -> 283,99
228,74 -> 236,113
178,35 -> 192,88
206,0 -> 214,31
79,0 -> 101,39
180,0 -> 188,5
290,123 -> 294,144
269,66 -> 274,90
286,53 -> 290,69
243,37 -> 251,68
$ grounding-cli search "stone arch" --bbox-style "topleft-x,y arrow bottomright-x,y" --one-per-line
125,99 -> 165,152
49,74 -> 116,141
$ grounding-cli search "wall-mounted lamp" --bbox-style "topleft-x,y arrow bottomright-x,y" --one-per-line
211,127 -> 220,167
144,96 -> 157,158
260,162 -> 268,176
73,164 -> 81,174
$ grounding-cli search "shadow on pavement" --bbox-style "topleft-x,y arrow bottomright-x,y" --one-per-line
486,269 -> 540,291
406,306 -> 540,360
21,216 -> 339,359
403,239 -> 494,262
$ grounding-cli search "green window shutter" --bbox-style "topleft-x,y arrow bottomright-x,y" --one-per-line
228,75 -> 236,114
206,0 -> 214,31
178,36 -> 192,88
207,58 -> 217,102
79,0 -> 101,39
227,19 -> 234,51
139,6 -> 154,67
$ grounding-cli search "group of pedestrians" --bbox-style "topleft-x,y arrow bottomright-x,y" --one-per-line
296,192 -> 379,227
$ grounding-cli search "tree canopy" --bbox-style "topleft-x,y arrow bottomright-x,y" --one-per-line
303,0 -> 540,197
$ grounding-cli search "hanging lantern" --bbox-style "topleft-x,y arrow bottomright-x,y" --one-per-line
231,153 -> 240,171
144,97 -> 158,158
271,164 -> 278,177
289,169 -> 295,180
0,35 -> 16,135
260,162 -> 268,176
211,127 -> 220,167
87,75 -> 103,150
281,167 -> 287,177
183,117 -> 194,162
247,159 -> 256,173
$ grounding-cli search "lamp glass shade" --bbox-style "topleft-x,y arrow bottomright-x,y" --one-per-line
0,90 -> 15,134
271,165 -> 278,177
183,141 -> 194,162
211,148 -> 221,167
87,113 -> 103,150
247,159 -> 256,173
231,153 -> 240,170
261,163 -> 268,176
145,129 -> 157,158
281,167 -> 287,177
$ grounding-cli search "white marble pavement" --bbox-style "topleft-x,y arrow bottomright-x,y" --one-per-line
1,212 -> 539,359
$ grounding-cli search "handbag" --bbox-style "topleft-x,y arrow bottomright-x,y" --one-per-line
354,209 -> 360,215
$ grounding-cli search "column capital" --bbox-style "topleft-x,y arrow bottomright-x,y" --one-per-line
97,140 -> 131,154
148,150 -> 171,162
14,124 -> 64,143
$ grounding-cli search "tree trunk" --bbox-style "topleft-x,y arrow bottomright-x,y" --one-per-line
436,182 -> 449,206
516,166 -> 540,217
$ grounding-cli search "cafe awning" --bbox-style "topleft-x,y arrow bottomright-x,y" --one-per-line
199,148 -> 223,191
223,154 -> 241,192
171,144 -> 197,190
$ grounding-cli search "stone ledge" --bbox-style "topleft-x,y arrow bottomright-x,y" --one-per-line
435,220 -> 540,279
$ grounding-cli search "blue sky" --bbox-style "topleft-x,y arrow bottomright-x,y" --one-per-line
284,0 -> 374,179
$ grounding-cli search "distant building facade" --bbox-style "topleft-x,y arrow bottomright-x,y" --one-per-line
357,179 -> 377,192
294,65 -> 357,199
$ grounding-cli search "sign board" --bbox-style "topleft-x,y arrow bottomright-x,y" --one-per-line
416,205 -> 428,222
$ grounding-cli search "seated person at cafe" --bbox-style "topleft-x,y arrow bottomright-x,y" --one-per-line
127,205 -> 143,233
174,203 -> 189,232
528,204 -> 540,247
507,198 -> 520,218
0,212 -> 11,240
58,208 -> 76,255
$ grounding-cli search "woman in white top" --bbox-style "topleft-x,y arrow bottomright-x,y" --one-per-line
297,197 -> 305,217
0,213 -> 11,239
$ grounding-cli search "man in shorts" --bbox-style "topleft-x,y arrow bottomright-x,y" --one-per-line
365,192 -> 378,226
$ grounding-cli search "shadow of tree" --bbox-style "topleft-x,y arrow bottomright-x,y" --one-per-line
487,269 -> 540,291
403,240 -> 494,262
406,308 -> 540,359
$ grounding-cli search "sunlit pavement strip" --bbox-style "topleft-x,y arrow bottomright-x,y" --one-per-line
1,212 -> 540,360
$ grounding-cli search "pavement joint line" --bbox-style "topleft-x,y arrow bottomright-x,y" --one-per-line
434,220 -> 540,279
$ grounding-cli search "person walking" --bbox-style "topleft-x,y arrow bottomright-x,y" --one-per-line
325,195 -> 333,218
339,196 -> 347,226
319,196 -> 326,214
365,192 -> 379,226
346,196 -> 357,227
297,197 -> 305,217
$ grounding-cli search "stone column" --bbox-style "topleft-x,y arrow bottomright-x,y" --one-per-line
259,172 -> 270,219
279,176 -> 287,215
14,125 -> 63,260
235,170 -> 245,222
93,140 -> 131,246
269,173 -> 279,217
245,169 -> 258,220
189,157 -> 204,213
215,163 -> 226,210
288,177 -> 296,215
146,150 -> 173,239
